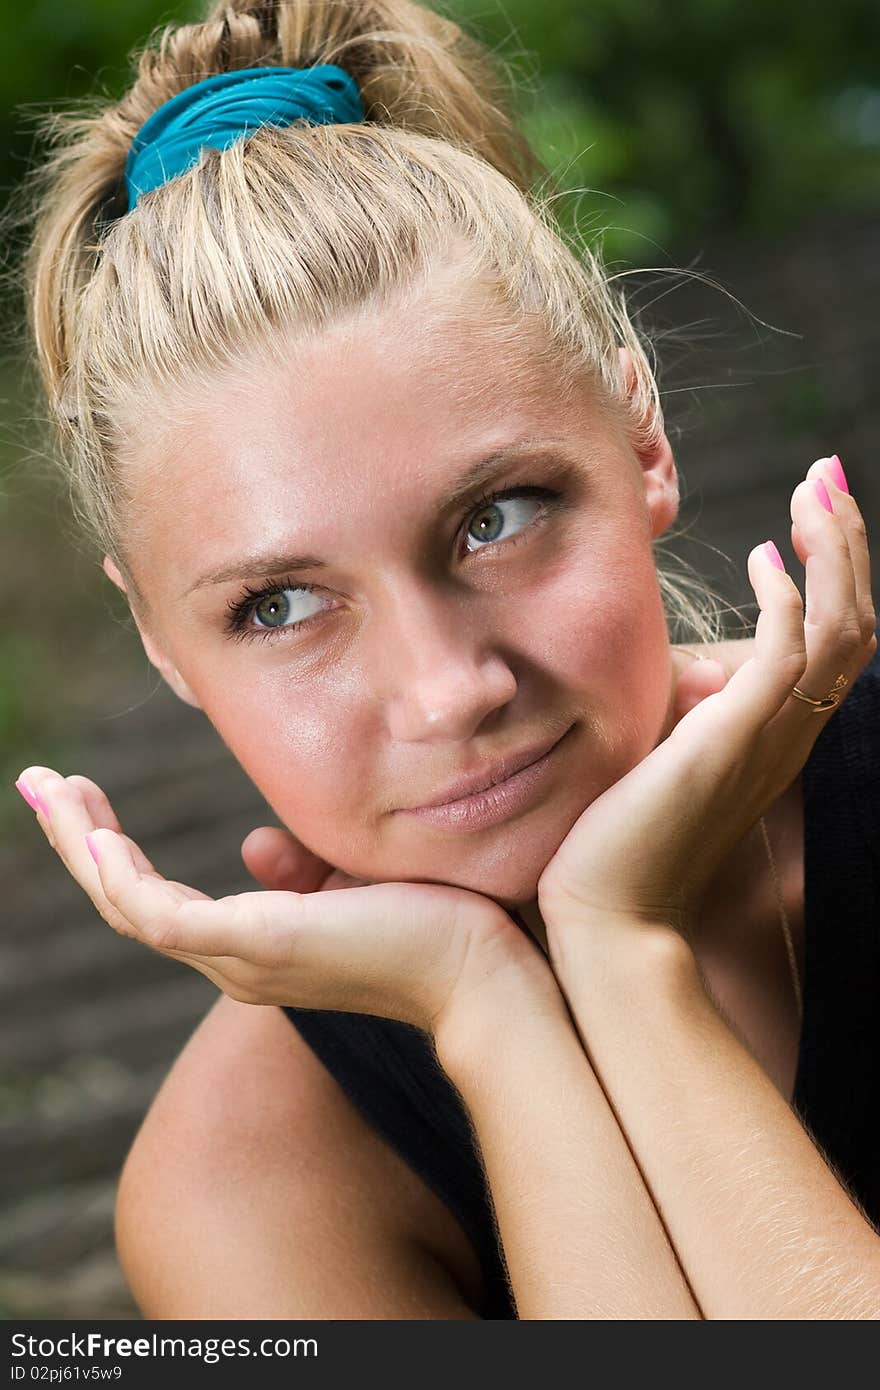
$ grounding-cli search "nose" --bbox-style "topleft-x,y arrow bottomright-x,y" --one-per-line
374,583 -> 517,743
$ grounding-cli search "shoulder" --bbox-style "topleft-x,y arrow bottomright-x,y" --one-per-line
120,993 -> 487,1311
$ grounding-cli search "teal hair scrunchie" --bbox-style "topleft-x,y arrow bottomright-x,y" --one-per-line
124,63 -> 366,211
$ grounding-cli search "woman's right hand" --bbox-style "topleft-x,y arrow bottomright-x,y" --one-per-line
16,766 -> 550,1040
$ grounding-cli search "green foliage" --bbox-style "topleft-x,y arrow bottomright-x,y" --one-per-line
452,0 -> 880,255
0,1 -> 203,233
0,0 -> 202,115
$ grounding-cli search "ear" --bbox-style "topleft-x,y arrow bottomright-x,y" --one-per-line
102,555 -> 203,710
617,345 -> 679,540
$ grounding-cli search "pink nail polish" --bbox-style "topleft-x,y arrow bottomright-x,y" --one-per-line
763,540 -> 786,571
15,777 -> 40,812
814,479 -> 833,513
85,833 -> 100,866
827,454 -> 849,494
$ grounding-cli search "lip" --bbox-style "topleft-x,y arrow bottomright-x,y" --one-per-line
403,727 -> 571,810
397,724 -> 574,831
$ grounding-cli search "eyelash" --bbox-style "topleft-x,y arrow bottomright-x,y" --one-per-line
223,483 -> 560,644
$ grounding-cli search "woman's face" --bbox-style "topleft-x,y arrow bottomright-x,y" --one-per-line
110,291 -> 682,918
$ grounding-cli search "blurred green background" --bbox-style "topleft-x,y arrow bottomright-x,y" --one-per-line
1,0 -> 878,1320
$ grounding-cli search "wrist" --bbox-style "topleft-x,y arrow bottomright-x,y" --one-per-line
543,904 -> 697,988
432,935 -> 567,1084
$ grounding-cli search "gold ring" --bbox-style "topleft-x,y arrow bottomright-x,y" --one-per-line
790,672 -> 849,712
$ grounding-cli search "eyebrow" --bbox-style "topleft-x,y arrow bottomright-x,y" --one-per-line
181,437 -> 568,596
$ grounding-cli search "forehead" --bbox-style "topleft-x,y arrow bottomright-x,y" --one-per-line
141,294 -> 564,467
122,295 -> 610,596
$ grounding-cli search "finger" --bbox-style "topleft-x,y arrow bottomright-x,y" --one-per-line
91,825 -> 319,960
17,766 -> 126,837
803,457 -> 878,649
18,770 -> 281,987
725,465 -> 866,737
18,769 -> 208,957
88,836 -> 402,964
22,767 -> 158,880
17,764 -> 69,846
670,648 -> 729,720
60,774 -> 125,833
788,470 -> 866,703
790,474 -> 858,645
719,539 -> 808,725
86,827 -> 217,953
240,825 -> 331,894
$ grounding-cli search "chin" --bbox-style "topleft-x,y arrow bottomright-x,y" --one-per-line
384,817 -> 566,904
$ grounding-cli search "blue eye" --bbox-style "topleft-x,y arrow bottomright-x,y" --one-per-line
251,586 -> 326,631
224,577 -> 328,643
463,486 -> 553,553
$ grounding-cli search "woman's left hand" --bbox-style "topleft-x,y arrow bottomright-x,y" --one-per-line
537,456 -> 878,951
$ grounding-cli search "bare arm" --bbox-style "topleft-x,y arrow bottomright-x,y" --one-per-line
546,922 -> 880,1319
433,953 -> 702,1319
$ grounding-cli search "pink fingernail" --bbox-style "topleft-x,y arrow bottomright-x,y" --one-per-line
763,540 -> 786,571
15,777 -> 50,816
814,479 -> 833,512
15,777 -> 41,812
827,454 -> 849,494
85,833 -> 100,866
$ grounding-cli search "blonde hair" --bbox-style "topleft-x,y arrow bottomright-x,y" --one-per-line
10,0 -> 731,643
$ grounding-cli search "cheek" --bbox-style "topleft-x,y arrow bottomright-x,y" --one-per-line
544,537 -> 672,766
542,535 -> 666,674
195,673 -> 365,833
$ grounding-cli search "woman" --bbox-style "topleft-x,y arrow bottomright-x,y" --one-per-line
12,0 -> 880,1318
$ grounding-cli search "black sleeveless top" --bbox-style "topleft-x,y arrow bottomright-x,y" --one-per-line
283,639 -> 880,1319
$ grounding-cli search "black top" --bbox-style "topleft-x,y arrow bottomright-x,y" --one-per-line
283,639 -> 880,1319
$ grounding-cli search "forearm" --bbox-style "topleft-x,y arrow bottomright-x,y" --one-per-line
547,923 -> 880,1319
433,956 -> 702,1319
